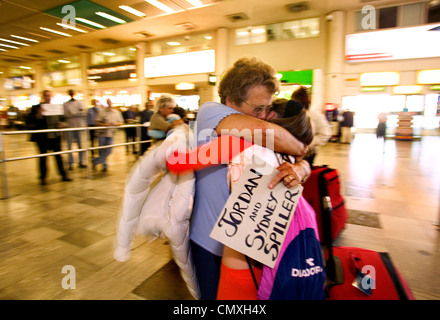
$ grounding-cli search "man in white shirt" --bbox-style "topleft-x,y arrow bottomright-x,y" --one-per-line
63,89 -> 87,169
92,98 -> 123,172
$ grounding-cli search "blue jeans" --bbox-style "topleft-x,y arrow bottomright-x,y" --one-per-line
66,130 -> 84,165
94,136 -> 113,168
190,240 -> 222,300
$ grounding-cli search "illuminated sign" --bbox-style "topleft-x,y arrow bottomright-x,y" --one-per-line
346,23 -> 440,62
393,85 -> 423,95
417,69 -> 440,84
360,72 -> 399,86
87,60 -> 136,82
145,50 -> 215,78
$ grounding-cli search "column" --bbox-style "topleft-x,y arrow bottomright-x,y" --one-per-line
33,61 -> 45,94
80,52 -> 91,105
136,42 -> 148,109
0,66 -> 6,100
325,11 -> 345,108
208,27 -> 229,104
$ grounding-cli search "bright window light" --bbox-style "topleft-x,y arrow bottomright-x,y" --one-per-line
95,12 -> 126,24
11,35 -> 39,42
75,18 -> 106,29
40,27 -> 72,37
102,52 -> 116,56
167,41 -> 180,46
119,5 -> 146,17
186,0 -> 203,7
58,59 -> 71,63
251,28 -> 266,34
145,0 -> 174,13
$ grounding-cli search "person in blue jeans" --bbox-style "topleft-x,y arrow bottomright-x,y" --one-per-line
93,99 -> 123,172
189,57 -> 309,300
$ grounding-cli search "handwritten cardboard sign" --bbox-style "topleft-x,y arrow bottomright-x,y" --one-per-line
41,104 -> 64,116
210,155 -> 302,268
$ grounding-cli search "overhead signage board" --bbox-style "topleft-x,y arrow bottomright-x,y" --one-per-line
145,50 -> 215,78
346,23 -> 440,62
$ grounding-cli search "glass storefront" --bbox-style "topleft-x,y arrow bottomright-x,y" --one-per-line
341,93 -> 440,134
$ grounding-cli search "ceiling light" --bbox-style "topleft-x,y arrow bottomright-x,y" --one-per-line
95,12 -> 126,24
57,23 -> 88,33
27,32 -> 51,39
20,66 -> 32,70
186,0 -> 203,7
251,28 -> 266,34
167,41 -> 180,46
175,82 -> 195,90
204,35 -> 212,40
0,38 -> 29,46
75,18 -> 106,29
0,49 -> 7,52
119,5 -> 146,17
11,35 -> 39,43
58,59 -> 71,63
0,43 -> 19,49
40,27 -> 72,37
103,52 -> 116,56
145,0 -> 174,13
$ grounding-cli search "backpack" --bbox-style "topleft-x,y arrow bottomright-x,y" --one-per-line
256,196 -> 326,300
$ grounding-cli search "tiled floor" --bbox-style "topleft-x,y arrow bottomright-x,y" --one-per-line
0,130 -> 439,300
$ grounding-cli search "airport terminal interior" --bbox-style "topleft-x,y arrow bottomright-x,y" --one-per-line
0,131 -> 439,300
1,0 -> 440,301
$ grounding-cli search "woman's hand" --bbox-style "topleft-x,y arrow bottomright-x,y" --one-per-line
268,159 -> 311,189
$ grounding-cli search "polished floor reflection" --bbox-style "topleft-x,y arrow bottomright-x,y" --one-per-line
0,131 -> 439,300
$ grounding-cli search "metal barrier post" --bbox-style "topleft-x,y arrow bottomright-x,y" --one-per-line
84,126 -> 91,178
0,131 -> 9,199
136,124 -> 141,159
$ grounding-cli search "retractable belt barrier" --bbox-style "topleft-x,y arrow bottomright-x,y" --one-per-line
0,124 -> 151,199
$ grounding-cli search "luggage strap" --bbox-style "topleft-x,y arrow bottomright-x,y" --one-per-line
378,252 -> 410,300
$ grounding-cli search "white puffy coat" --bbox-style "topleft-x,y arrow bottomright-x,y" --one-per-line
113,125 -> 200,299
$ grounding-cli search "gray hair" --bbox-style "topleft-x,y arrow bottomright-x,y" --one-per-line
154,94 -> 175,113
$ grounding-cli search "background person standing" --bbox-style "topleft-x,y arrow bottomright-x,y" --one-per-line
86,99 -> 101,157
92,98 -> 123,172
340,109 -> 355,144
63,89 -> 87,169
122,105 -> 139,155
27,90 -> 72,185
140,100 -> 154,155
